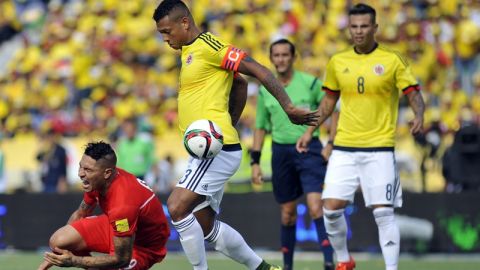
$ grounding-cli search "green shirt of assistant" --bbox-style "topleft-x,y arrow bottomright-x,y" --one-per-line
116,137 -> 154,177
255,71 -> 323,144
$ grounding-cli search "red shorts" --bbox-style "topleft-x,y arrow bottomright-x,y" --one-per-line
71,215 -> 166,270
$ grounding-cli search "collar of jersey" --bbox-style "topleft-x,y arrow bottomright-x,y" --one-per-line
353,42 -> 378,55
184,31 -> 207,47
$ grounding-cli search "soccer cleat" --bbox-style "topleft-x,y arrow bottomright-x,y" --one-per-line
256,260 -> 283,270
335,256 -> 355,270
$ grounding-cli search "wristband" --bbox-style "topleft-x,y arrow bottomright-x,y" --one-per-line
250,150 -> 261,165
327,140 -> 334,145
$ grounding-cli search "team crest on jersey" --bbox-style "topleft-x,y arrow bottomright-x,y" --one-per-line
373,64 -> 385,75
186,53 -> 193,65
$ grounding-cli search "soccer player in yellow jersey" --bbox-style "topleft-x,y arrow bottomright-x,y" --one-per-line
297,4 -> 425,270
153,1 -> 317,270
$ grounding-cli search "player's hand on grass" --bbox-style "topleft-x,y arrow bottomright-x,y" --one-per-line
285,105 -> 319,126
251,164 -> 263,185
296,132 -> 313,153
44,247 -> 75,267
409,115 -> 424,135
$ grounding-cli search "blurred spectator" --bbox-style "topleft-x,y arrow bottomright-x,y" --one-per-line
0,0 -> 479,192
116,118 -> 154,179
145,154 -> 175,194
442,124 -> 480,192
0,0 -> 21,44
36,129 -> 68,193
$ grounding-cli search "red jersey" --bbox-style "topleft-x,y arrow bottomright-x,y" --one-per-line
83,168 -> 170,257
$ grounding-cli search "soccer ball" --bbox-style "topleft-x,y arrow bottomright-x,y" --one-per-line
183,119 -> 224,159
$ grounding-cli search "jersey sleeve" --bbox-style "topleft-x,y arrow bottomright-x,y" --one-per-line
199,33 -> 246,72
322,57 -> 340,94
255,88 -> 271,131
311,77 -> 325,104
109,205 -> 139,237
394,54 -> 420,94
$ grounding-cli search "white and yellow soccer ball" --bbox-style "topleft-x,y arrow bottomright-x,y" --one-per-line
183,119 -> 224,159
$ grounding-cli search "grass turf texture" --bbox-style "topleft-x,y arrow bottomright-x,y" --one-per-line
1,251 -> 480,270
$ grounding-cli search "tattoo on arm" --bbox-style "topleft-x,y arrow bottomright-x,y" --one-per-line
72,236 -> 133,268
407,91 -> 425,116
262,72 -> 291,109
68,200 -> 94,224
242,56 -> 254,62
316,94 -> 338,126
237,56 -> 292,109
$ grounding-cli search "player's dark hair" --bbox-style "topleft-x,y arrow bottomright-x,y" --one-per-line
153,0 -> 191,23
269,39 -> 296,57
348,3 -> 376,24
84,141 -> 117,168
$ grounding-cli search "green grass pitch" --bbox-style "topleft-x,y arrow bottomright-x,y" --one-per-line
1,251 -> 479,270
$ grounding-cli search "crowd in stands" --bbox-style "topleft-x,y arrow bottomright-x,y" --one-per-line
0,0 -> 479,192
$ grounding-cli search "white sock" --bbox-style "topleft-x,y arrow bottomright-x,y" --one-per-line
172,214 -> 208,270
373,207 -> 400,270
323,208 -> 350,262
205,220 -> 262,270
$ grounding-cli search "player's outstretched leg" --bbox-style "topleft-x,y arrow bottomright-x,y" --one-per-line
373,207 -> 400,270
168,188 -> 209,270
205,219 -> 281,270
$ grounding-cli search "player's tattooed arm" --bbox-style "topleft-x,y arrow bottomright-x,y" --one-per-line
67,200 -> 95,224
314,92 -> 339,131
237,56 -> 292,109
69,236 -> 133,268
229,74 -> 248,126
406,90 -> 425,135
237,56 -> 318,125
296,93 -> 339,153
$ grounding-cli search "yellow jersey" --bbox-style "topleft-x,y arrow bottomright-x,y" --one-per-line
178,32 -> 246,145
323,44 -> 419,149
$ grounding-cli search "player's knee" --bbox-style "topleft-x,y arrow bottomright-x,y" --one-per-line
281,211 -> 297,226
49,228 -> 70,249
308,204 -> 323,219
167,198 -> 188,221
373,207 -> 395,227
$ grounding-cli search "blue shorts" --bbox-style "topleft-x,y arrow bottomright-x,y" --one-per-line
271,139 -> 327,204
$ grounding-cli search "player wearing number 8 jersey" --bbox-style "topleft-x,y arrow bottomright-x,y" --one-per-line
296,3 -> 425,270
38,141 -> 170,270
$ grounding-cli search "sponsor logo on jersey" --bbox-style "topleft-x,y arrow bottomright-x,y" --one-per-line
115,218 -> 130,233
186,53 -> 193,65
373,64 -> 385,75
